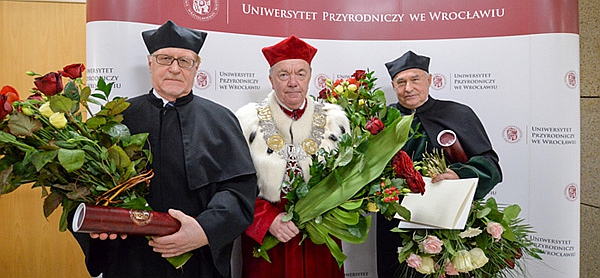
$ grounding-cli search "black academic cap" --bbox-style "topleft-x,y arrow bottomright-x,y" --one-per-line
142,20 -> 207,54
385,50 -> 430,79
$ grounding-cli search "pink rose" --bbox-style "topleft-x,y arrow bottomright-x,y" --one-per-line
444,259 -> 459,276
406,253 -> 422,269
486,221 -> 503,242
420,235 -> 443,254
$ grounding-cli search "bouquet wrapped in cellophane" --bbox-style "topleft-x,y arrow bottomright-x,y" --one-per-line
0,64 -> 190,268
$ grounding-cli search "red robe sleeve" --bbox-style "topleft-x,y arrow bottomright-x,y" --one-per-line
245,197 -> 282,244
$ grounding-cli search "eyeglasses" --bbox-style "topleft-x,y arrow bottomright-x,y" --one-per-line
151,54 -> 199,69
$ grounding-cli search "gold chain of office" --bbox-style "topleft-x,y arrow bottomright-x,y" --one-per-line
256,102 -> 326,156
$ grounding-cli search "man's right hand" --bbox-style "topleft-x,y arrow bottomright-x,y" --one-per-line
268,212 -> 299,243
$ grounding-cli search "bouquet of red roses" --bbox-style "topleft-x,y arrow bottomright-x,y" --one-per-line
0,64 -> 193,268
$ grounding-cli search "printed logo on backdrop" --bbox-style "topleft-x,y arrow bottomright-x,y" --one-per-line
217,71 -> 261,90
195,70 -> 211,90
564,183 -> 578,202
184,0 -> 219,21
502,125 -> 522,143
430,73 -> 446,90
452,72 -> 497,91
529,126 -> 577,145
564,70 -> 578,89
314,73 -> 330,90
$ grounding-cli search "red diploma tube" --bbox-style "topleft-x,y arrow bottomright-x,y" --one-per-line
437,130 -> 468,164
72,203 -> 181,236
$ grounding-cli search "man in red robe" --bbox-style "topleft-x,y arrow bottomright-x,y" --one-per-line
235,36 -> 350,278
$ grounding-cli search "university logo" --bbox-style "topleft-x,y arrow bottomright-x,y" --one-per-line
195,70 -> 211,90
564,183 -> 578,202
502,125 -> 521,143
314,73 -> 330,90
430,73 -> 446,90
184,0 -> 219,21
564,70 -> 577,89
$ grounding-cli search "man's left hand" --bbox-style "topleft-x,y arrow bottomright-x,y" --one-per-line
148,209 -> 208,257
431,169 -> 459,183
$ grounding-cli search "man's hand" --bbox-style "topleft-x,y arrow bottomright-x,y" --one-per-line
431,168 -> 460,183
90,232 -> 127,240
148,209 -> 208,258
268,212 -> 299,243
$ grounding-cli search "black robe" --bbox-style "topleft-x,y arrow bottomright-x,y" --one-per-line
71,91 -> 257,278
377,97 -> 502,278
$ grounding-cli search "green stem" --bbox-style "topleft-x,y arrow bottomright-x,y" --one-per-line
66,112 -> 91,138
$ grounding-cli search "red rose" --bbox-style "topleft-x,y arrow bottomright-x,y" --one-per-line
365,117 -> 384,135
0,95 -> 13,119
333,78 -> 343,87
59,63 -> 86,79
392,150 -> 414,178
347,77 -> 357,85
392,150 -> 425,194
0,85 -> 19,120
351,70 -> 366,81
318,88 -> 329,99
27,93 -> 44,102
34,72 -> 63,96
406,173 -> 426,195
1,85 -> 20,103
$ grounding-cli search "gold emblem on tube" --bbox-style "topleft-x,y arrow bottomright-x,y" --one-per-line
130,209 -> 153,226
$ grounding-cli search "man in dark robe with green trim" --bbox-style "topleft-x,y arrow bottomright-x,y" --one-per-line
71,20 -> 257,278
376,50 -> 502,278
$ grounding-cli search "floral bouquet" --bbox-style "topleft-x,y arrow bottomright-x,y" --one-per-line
394,153 -> 543,277
0,64 -> 190,268
253,70 -> 426,265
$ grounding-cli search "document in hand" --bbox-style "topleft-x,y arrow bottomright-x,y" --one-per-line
396,177 -> 478,229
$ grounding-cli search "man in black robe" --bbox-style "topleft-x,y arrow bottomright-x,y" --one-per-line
376,50 -> 502,278
71,20 -> 257,278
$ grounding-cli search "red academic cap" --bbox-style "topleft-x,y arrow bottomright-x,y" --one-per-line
262,35 -> 318,67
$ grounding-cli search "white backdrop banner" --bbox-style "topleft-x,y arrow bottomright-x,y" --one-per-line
86,0 -> 580,277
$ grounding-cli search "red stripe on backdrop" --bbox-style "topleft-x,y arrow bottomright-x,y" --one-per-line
87,0 -> 578,40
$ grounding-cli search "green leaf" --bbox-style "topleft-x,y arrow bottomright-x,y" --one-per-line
95,77 -> 114,100
101,122 -> 131,143
330,208 -> 359,225
305,221 -> 347,266
121,133 -> 149,148
79,84 -> 91,102
295,115 -> 413,224
390,201 -> 411,221
31,150 -> 58,171
104,98 -> 130,116
502,204 -> 521,222
62,80 -> 80,101
334,145 -> 353,168
339,200 -> 364,210
165,253 -> 193,269
50,95 -> 78,114
477,207 -> 491,219
107,145 -> 131,169
42,195 -> 62,227
7,112 -> 43,136
85,116 -> 107,129
58,148 -> 85,172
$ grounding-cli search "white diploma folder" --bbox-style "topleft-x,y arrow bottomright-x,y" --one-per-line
396,177 -> 478,229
